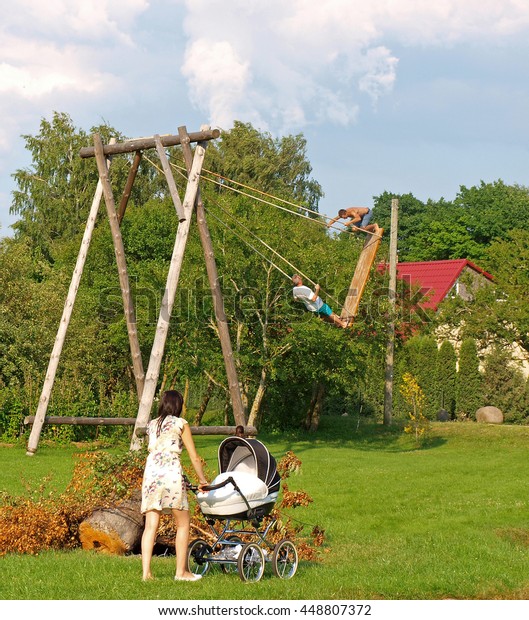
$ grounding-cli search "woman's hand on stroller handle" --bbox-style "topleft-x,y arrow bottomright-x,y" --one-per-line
183,474 -> 210,493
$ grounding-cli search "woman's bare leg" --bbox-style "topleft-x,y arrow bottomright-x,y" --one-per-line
173,508 -> 194,579
141,510 -> 161,580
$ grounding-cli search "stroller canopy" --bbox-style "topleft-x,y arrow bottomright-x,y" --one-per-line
218,437 -> 281,495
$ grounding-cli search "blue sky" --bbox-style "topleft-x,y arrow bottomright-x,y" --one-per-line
1,0 -> 529,238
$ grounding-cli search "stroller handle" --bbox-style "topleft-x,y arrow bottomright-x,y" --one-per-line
185,474 -> 253,513
184,474 -> 236,494
198,477 -> 237,493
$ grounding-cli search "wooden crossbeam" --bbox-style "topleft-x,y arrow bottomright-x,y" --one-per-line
25,416 -> 137,426
23,416 -> 256,436
341,230 -> 384,322
79,129 -> 220,158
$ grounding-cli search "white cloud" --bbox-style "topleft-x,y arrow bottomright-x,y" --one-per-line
7,0 -> 149,44
0,0 -> 149,105
179,0 -> 529,132
182,39 -> 254,130
0,38 -> 113,100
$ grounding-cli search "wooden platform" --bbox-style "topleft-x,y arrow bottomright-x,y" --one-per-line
341,229 -> 384,323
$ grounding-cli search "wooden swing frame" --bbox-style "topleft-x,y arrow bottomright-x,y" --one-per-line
26,126 -> 248,456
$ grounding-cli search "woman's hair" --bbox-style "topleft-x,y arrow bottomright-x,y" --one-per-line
156,390 -> 184,436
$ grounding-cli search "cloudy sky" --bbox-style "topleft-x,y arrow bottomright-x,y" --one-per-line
1,0 -> 529,237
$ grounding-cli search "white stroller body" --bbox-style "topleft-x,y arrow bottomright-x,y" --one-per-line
196,436 -> 280,518
187,436 -> 298,582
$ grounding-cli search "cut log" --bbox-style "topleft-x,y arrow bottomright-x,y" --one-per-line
79,494 -> 143,555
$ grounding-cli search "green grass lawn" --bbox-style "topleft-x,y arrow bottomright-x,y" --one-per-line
1,418 -> 529,600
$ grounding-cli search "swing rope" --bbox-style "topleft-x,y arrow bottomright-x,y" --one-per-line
142,153 -> 344,309
169,160 -> 364,237
205,208 -> 292,280
208,200 -> 342,308
197,165 -> 380,238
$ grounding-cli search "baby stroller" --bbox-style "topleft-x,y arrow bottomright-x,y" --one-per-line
187,436 -> 298,582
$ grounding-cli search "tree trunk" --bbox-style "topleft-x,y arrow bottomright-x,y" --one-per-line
194,378 -> 215,425
182,377 -> 190,417
223,390 -> 231,426
247,368 -> 267,430
304,383 -> 325,432
234,321 -> 249,416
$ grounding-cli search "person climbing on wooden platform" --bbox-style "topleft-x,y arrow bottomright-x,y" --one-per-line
327,206 -> 381,235
291,274 -> 348,329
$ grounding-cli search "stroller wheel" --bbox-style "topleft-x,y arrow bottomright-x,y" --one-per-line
220,536 -> 242,575
187,538 -> 212,576
237,542 -> 265,582
272,539 -> 298,579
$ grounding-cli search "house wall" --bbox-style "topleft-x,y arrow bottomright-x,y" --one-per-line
452,266 -> 493,301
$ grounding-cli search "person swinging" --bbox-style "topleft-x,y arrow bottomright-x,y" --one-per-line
291,274 -> 348,329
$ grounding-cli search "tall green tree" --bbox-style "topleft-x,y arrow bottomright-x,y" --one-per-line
483,230 -> 529,352
373,181 -> 529,263
456,338 -> 482,419
206,121 -> 324,210
10,111 -> 160,257
436,340 -> 457,418
455,180 -> 529,246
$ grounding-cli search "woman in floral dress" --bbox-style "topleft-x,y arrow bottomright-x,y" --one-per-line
141,390 -> 208,581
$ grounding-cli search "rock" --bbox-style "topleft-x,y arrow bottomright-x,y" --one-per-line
437,409 -> 450,422
476,406 -> 504,424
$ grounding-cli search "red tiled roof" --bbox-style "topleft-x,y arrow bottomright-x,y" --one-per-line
377,259 -> 494,310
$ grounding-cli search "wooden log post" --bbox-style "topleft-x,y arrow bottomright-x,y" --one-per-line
130,138 -> 208,451
26,142 -> 116,456
178,125 -> 247,428
154,135 -> 186,222
93,134 -> 145,401
117,150 -> 142,225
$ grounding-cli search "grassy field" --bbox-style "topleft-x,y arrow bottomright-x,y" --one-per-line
1,418 -> 529,600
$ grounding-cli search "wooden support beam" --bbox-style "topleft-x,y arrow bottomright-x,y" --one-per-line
117,150 -> 142,225
340,230 -> 384,321
178,126 -> 247,428
26,142 -> 116,456
79,129 -> 220,159
130,137 -> 207,451
93,134 -> 145,401
23,416 -> 257,436
154,134 -> 186,222
25,416 -> 137,426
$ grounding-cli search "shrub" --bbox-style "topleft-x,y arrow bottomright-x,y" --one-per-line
400,372 -> 432,447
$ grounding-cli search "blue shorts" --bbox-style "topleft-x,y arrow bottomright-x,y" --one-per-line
359,210 -> 373,227
315,303 -> 333,317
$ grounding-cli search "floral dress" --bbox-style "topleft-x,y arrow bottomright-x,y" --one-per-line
141,416 -> 189,514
